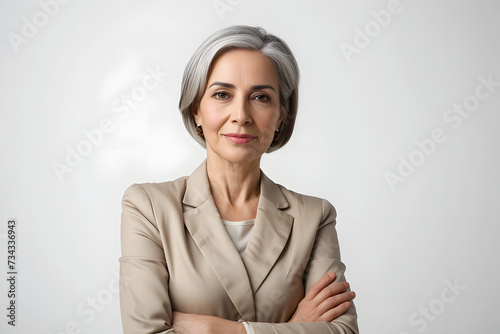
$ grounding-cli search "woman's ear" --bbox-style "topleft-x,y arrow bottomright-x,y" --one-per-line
278,105 -> 286,127
191,106 -> 201,125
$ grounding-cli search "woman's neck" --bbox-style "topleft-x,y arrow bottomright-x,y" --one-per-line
205,153 -> 261,220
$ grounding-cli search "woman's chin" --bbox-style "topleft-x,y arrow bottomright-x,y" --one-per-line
210,150 -> 264,165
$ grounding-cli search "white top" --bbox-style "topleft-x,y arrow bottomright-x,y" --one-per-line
221,218 -> 256,334
222,218 -> 255,255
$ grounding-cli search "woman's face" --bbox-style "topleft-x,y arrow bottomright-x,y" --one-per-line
193,49 -> 284,165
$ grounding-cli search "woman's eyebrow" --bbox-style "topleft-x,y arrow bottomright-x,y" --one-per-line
251,84 -> 276,92
209,82 -> 235,89
208,82 -> 276,92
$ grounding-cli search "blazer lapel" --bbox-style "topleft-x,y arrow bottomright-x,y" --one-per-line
182,161 -> 256,321
242,171 -> 294,294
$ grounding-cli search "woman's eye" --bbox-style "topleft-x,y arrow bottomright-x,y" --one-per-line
254,94 -> 270,102
214,92 -> 229,99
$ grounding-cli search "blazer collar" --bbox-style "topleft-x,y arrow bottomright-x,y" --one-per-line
182,160 -> 293,321
182,160 -> 290,209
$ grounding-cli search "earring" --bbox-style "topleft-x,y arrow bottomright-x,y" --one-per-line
196,124 -> 204,138
273,129 -> 280,142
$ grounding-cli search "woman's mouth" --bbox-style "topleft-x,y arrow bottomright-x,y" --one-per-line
223,133 -> 256,144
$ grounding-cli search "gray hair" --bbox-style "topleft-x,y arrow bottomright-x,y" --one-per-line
178,25 -> 300,153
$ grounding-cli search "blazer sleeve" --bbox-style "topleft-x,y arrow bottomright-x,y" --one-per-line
249,199 -> 359,334
119,184 -> 175,334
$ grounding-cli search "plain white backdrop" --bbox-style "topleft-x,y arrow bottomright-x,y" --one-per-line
1,0 -> 499,333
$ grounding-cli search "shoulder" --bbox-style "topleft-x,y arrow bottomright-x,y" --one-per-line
274,182 -> 337,222
122,176 -> 189,208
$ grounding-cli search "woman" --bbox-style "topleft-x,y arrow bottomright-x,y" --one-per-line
120,25 -> 358,334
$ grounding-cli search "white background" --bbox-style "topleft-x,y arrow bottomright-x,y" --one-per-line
1,0 -> 499,333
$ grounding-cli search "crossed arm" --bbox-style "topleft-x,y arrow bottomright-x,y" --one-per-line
120,184 -> 358,334
172,271 -> 356,334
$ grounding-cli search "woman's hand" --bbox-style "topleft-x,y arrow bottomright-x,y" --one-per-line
172,311 -> 246,334
288,272 -> 355,323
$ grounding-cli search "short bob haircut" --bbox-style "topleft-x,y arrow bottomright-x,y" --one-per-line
178,25 -> 300,153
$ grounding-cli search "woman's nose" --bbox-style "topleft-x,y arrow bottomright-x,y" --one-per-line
231,97 -> 252,125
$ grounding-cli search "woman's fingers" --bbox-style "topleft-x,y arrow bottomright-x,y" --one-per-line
315,289 -> 356,320
305,276 -> 356,322
289,272 -> 356,323
320,301 -> 352,322
313,281 -> 350,305
303,272 -> 337,302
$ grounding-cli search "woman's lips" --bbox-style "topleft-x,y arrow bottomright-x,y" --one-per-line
223,133 -> 256,144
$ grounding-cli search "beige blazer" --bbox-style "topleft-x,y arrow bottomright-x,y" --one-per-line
119,161 -> 358,334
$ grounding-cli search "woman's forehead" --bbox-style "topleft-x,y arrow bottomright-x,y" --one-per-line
207,49 -> 279,88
